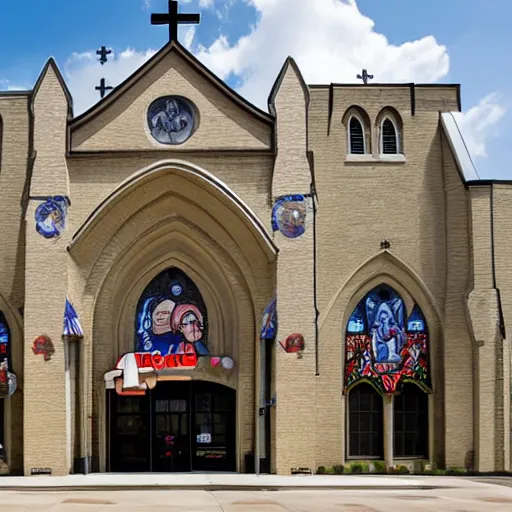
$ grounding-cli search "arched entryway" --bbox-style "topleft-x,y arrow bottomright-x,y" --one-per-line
68,160 -> 276,473
108,380 -> 236,472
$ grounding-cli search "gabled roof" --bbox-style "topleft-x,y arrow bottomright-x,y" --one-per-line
70,40 -> 274,129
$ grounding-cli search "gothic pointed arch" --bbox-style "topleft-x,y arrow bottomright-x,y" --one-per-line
342,105 -> 371,155
376,106 -> 403,155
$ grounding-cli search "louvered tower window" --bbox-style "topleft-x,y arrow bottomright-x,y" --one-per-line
381,118 -> 398,154
349,117 -> 365,154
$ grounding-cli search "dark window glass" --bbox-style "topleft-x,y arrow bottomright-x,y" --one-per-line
349,117 -> 365,154
348,383 -> 383,458
394,384 -> 428,457
382,118 -> 398,154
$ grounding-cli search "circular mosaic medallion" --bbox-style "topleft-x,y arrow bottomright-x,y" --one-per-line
272,195 -> 307,239
35,196 -> 69,239
147,96 -> 197,145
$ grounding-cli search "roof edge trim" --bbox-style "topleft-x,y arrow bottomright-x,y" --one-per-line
70,41 -> 273,129
440,112 -> 480,182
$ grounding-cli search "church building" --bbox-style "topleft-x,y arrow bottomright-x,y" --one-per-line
0,1 -> 511,477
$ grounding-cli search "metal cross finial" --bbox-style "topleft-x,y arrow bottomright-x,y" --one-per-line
95,78 -> 113,99
96,46 -> 112,65
357,69 -> 374,84
151,0 -> 200,43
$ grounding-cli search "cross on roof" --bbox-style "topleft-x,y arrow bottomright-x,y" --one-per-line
151,0 -> 200,43
357,69 -> 374,84
96,46 -> 112,65
95,78 -> 113,98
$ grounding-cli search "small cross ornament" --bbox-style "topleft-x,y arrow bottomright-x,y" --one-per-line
357,69 -> 374,84
95,78 -> 113,98
96,46 -> 112,65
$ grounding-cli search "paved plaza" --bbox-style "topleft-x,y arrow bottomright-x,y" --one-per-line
1,475 -> 512,511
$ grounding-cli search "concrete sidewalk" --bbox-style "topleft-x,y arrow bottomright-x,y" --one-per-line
0,473 -> 493,491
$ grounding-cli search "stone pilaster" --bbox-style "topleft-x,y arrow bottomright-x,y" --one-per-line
467,185 -> 506,472
269,58 -> 316,474
23,59 -> 72,476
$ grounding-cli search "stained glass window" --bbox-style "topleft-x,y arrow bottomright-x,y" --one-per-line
344,285 -> 431,395
135,268 -> 209,358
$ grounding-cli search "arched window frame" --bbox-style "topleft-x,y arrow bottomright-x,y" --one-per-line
380,117 -> 400,155
343,106 -> 371,157
376,108 -> 404,158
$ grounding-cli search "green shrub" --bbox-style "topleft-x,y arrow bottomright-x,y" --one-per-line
333,465 -> 344,475
326,466 -> 335,474
372,461 -> 386,474
317,466 -> 326,474
446,466 -> 466,476
350,463 -> 363,474
396,465 -> 410,474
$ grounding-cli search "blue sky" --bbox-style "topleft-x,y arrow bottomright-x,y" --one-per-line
0,0 -> 510,179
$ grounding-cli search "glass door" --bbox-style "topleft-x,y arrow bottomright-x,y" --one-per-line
191,382 -> 236,471
109,393 -> 150,472
152,382 -> 191,472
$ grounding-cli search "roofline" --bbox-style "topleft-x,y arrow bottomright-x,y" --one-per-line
440,112 -> 480,184
308,83 -> 461,88
466,179 -> 512,186
0,90 -> 32,97
70,40 -> 274,129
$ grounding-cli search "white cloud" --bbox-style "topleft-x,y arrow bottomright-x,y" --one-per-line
64,48 -> 157,115
60,0 -> 507,159
453,94 -> 507,159
0,78 -> 29,91
143,0 -> 151,10
195,0 -> 450,108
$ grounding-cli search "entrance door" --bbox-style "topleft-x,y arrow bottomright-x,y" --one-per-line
108,381 -> 236,472
153,382 -> 191,472
109,394 -> 150,472
192,381 -> 236,472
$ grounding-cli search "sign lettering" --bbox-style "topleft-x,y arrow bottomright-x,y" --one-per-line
117,352 -> 198,371
31,468 -> 52,475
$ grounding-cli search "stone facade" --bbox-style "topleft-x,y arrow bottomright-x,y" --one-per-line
0,41 -> 510,476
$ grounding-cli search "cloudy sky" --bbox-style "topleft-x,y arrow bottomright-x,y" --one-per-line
0,0 -> 510,178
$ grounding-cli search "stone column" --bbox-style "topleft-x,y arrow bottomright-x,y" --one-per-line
383,395 -> 394,472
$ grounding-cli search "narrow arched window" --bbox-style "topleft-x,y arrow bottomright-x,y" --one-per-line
349,116 -> 365,154
381,118 -> 398,154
